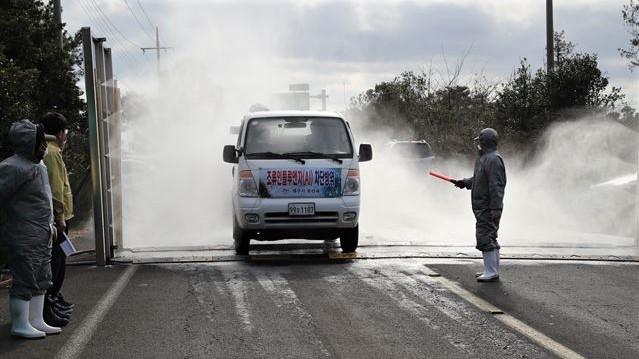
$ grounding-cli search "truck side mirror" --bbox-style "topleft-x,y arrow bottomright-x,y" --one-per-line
223,145 -> 239,163
359,144 -> 373,162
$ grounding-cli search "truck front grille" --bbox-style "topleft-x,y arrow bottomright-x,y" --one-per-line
264,212 -> 339,224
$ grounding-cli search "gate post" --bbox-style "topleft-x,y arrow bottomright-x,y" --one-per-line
81,27 -> 107,266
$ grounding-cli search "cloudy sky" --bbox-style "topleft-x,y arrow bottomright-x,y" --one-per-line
61,0 -> 638,110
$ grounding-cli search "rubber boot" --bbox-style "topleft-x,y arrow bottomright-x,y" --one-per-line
495,249 -> 500,274
10,297 -> 46,339
29,295 -> 61,334
475,251 -> 488,278
477,250 -> 499,282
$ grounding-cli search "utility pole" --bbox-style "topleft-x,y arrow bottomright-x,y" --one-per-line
636,153 -> 639,249
546,0 -> 554,73
310,89 -> 328,111
53,0 -> 62,48
141,27 -> 172,77
320,89 -> 327,111
343,80 -> 346,108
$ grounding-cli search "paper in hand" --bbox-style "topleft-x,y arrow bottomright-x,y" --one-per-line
59,232 -> 77,257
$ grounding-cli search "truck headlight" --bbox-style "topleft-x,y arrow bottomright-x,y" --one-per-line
343,169 -> 360,196
239,170 -> 258,197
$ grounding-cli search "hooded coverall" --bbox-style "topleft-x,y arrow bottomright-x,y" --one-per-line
461,130 -> 507,252
0,120 -> 54,300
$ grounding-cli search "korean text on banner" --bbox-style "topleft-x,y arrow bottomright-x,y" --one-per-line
260,168 -> 342,198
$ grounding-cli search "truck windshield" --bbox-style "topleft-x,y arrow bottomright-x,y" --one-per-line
244,117 -> 353,158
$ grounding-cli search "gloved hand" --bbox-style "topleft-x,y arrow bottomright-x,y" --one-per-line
451,179 -> 466,189
490,209 -> 502,221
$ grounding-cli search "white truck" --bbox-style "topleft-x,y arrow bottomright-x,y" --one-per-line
223,111 -> 372,254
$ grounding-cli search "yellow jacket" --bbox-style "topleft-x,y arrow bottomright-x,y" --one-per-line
43,142 -> 74,221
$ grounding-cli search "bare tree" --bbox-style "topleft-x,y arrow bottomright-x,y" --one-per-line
620,0 -> 639,70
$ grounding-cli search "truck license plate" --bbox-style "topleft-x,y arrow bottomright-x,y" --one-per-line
288,203 -> 315,216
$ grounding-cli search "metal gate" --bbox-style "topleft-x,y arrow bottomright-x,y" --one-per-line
81,27 -> 123,266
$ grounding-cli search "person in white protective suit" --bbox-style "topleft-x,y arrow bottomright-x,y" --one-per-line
0,120 -> 61,338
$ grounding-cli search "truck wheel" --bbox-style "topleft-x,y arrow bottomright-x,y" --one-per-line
233,217 -> 250,255
340,226 -> 359,253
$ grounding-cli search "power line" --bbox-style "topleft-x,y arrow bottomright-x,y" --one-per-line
78,1 -> 126,54
78,5 -> 138,68
122,0 -> 155,42
136,0 -> 156,32
79,0 -> 149,67
77,2 -> 143,72
88,0 -> 142,49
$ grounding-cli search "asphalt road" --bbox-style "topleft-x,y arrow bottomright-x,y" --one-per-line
0,257 -> 637,359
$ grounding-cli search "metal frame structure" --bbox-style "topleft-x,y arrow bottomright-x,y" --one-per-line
81,27 -> 123,266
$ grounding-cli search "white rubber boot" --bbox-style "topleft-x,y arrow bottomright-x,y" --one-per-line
477,250 -> 499,282
477,250 -> 488,278
495,249 -> 500,274
29,294 -> 61,335
10,297 -> 46,339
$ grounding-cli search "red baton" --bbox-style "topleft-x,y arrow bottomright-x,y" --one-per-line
429,171 -> 453,182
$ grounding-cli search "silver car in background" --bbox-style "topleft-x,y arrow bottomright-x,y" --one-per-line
386,140 -> 435,173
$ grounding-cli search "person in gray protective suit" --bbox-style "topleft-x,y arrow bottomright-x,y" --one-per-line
451,128 -> 506,282
0,120 -> 62,338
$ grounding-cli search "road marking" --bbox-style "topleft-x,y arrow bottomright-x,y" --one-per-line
351,267 -> 496,354
220,270 -> 254,332
55,265 -> 138,359
427,267 -> 586,359
344,264 -> 574,357
252,270 -> 331,358
352,269 -> 439,327
390,270 -> 467,322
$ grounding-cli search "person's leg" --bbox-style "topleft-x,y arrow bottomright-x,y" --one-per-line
29,294 -> 61,334
475,210 -> 499,281
474,210 -> 497,251
47,224 -> 73,311
477,249 -> 498,281
8,249 -> 46,338
55,226 -> 70,304
29,252 -> 61,334
46,237 -> 65,298
474,210 -> 490,277
43,297 -> 70,327
42,230 -> 71,327
10,296 -> 45,338
492,211 -> 502,275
